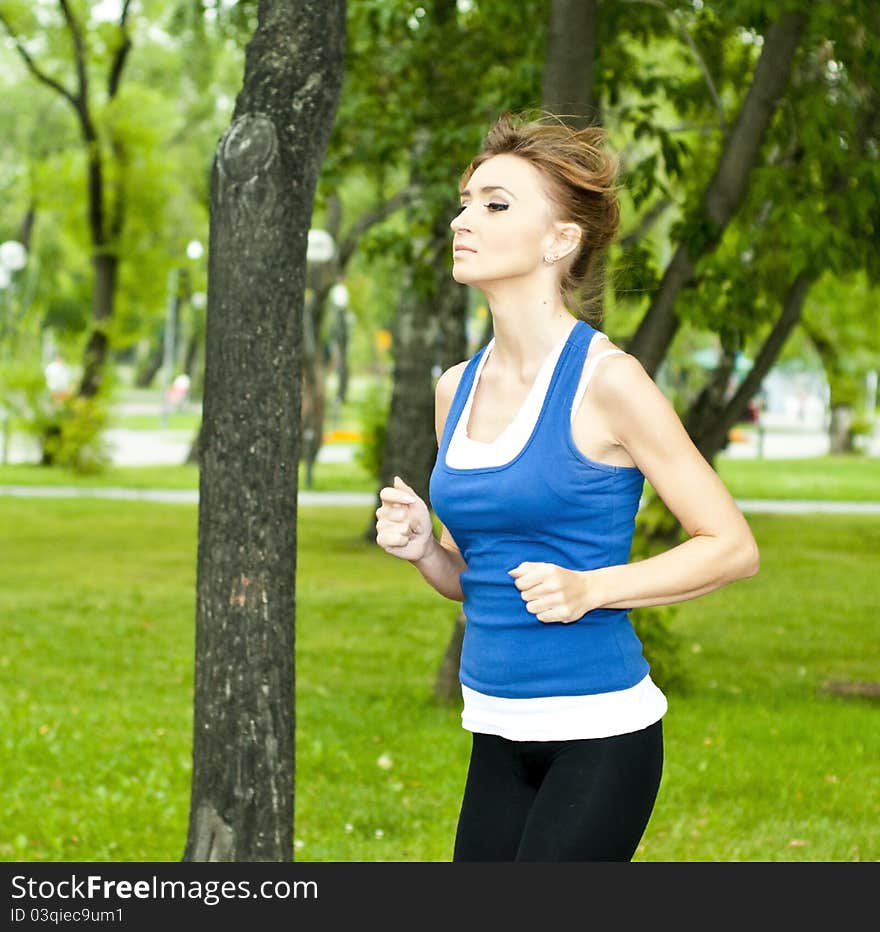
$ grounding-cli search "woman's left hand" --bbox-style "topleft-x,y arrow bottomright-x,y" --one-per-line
508,562 -> 600,623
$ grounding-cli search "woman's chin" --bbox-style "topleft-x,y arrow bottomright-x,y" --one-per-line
452,263 -> 484,286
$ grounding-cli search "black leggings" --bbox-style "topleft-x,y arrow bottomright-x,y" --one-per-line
453,720 -> 663,862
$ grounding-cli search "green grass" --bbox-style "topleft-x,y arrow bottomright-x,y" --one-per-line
715,454 -> 880,502
0,499 -> 877,862
1,451 -> 878,502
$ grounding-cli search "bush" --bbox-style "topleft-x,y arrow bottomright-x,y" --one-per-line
1,359 -> 111,474
38,394 -> 112,473
355,381 -> 390,481
629,493 -> 689,694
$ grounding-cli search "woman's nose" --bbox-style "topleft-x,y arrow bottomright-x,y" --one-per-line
450,206 -> 470,232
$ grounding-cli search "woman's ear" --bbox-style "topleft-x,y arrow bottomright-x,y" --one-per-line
551,222 -> 582,262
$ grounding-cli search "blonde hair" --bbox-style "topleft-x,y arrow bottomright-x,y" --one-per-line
459,110 -> 621,325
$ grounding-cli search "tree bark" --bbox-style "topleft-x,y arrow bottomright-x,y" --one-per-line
802,320 -> 856,454
626,10 -> 807,376
686,270 -> 815,464
183,0 -> 345,863
541,0 -> 598,127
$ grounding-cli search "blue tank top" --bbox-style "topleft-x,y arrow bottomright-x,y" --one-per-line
429,319 -> 650,699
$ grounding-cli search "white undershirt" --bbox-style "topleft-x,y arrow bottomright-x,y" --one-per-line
447,329 -> 668,740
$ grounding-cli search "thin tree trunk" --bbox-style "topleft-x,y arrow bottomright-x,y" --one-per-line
78,253 -> 119,398
136,327 -> 165,388
541,0 -> 598,127
685,271 -> 815,464
183,0 -> 345,863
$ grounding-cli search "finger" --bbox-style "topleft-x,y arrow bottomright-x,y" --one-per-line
393,475 -> 416,495
511,567 -> 548,592
376,529 -> 411,549
537,606 -> 565,623
376,516 -> 410,535
380,487 -> 417,505
508,561 -> 548,582
376,503 -> 408,522
523,594 -> 559,616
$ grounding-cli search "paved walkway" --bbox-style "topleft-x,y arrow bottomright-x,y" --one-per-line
0,484 -> 878,514
0,485 -> 372,506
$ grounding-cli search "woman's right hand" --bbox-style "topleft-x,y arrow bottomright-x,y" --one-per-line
376,476 -> 434,562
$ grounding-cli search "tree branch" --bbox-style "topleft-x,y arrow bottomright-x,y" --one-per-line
108,0 -> 134,99
0,11 -> 78,108
57,0 -> 89,105
619,0 -> 726,130
337,187 -> 415,268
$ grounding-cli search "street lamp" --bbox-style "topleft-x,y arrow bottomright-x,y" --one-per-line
329,282 -> 351,410
0,240 -> 27,273
302,229 -> 336,488
0,240 -> 29,464
307,228 -> 335,265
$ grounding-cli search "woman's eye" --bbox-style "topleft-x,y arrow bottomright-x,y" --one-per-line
453,202 -> 508,219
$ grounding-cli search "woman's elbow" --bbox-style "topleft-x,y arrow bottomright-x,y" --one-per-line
737,534 -> 760,579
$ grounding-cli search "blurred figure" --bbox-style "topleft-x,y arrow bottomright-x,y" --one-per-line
44,352 -> 73,404
167,373 -> 191,412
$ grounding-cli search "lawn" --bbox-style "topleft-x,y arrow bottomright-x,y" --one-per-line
1,496 -> 877,862
0,451 -> 878,502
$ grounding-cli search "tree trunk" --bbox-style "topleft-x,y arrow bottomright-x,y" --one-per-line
183,0 -> 345,863
687,271 -> 815,464
377,256 -> 442,508
78,253 -> 119,398
828,405 -> 855,453
626,10 -> 807,376
434,610 -> 466,704
541,0 -> 598,127
136,325 -> 165,388
301,264 -> 334,487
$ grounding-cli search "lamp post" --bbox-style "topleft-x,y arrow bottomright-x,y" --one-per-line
329,281 -> 350,412
301,228 -> 336,488
0,240 -> 28,464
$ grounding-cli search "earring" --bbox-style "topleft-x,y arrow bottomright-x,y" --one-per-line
543,254 -> 556,265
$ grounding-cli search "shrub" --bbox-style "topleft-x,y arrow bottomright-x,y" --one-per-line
38,394 -> 112,473
629,493 -> 689,694
355,381 -> 390,481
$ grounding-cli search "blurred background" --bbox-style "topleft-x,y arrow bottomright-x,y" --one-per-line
0,0 -> 876,481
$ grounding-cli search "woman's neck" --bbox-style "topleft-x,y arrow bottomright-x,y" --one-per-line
483,286 -> 576,380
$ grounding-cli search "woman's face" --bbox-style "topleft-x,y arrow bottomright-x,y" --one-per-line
449,153 -> 564,288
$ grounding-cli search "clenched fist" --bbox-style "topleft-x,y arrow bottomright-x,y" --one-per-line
509,561 -> 597,623
375,476 -> 433,562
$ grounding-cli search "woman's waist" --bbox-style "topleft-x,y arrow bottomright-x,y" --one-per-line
462,587 -> 631,630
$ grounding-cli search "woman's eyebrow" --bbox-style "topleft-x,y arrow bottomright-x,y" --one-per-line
459,185 -> 517,199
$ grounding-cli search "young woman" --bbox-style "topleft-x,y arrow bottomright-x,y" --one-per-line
375,111 -> 759,862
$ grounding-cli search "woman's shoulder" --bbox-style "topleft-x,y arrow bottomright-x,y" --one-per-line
435,359 -> 470,410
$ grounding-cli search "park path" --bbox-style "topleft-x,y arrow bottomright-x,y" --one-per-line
0,484 -> 878,514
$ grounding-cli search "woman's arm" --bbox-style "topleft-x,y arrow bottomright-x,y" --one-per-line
374,362 -> 468,602
588,353 -> 759,610
411,520 -> 467,602
511,353 -> 759,622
